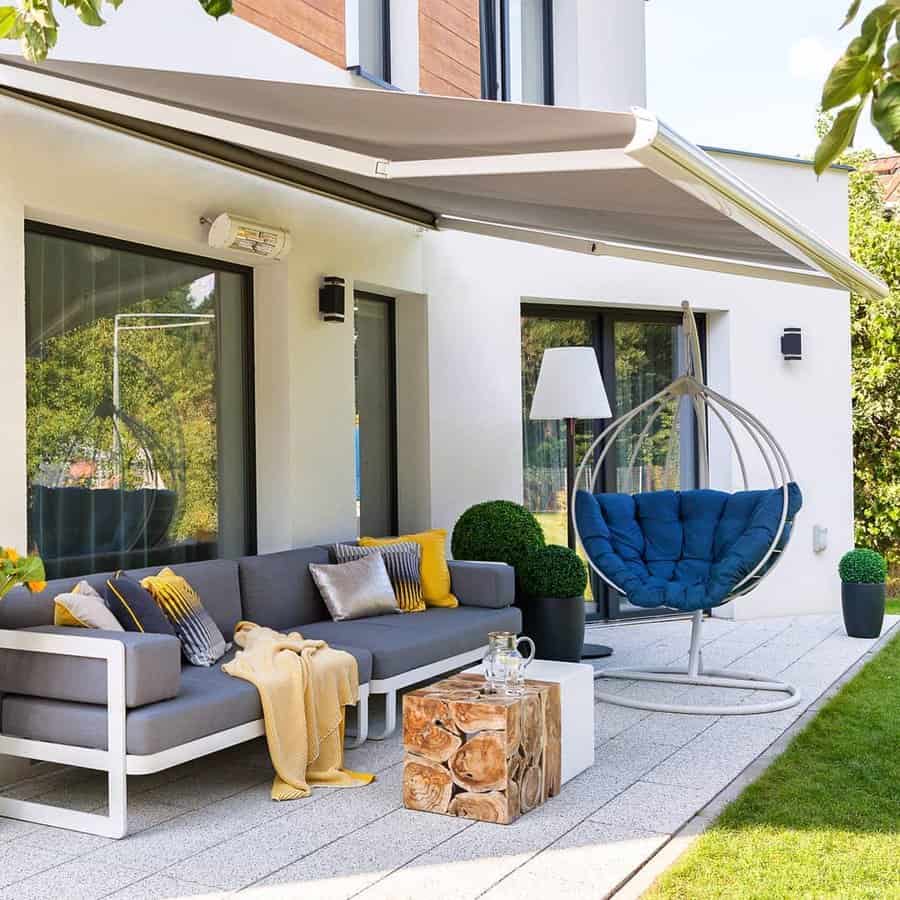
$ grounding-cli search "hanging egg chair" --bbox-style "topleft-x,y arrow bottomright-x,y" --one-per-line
573,302 -> 802,715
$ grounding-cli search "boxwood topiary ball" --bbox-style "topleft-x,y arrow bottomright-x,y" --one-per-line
451,500 -> 545,570
838,548 -> 887,584
519,545 -> 588,599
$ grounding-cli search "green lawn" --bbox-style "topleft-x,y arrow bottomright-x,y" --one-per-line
646,631 -> 900,900
887,597 -> 900,616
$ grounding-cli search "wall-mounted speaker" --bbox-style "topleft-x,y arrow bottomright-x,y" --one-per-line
319,276 -> 346,323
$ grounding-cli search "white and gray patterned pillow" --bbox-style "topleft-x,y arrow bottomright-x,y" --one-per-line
332,542 -> 425,613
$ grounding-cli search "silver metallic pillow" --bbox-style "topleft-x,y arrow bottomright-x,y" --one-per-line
332,542 -> 424,613
309,553 -> 400,622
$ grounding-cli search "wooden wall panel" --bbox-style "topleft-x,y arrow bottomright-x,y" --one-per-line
233,0 -> 345,69
420,0 -> 481,98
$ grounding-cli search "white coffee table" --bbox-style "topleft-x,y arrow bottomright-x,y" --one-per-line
465,658 -> 595,784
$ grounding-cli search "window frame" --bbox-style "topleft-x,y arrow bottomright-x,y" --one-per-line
24,219 -> 258,568
354,290 -> 399,538
480,0 -> 554,105
348,0 -> 393,89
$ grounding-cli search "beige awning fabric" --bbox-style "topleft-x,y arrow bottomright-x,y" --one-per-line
0,55 -> 887,299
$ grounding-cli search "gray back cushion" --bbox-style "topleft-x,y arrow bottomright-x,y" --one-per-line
0,573 -> 110,630
238,547 -> 331,631
0,559 -> 243,640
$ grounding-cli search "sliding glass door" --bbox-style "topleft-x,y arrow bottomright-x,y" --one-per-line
521,305 -> 705,619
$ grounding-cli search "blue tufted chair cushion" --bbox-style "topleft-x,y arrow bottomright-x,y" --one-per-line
574,483 -> 802,611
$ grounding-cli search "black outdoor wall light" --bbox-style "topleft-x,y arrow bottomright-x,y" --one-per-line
781,327 -> 802,361
319,276 -> 346,322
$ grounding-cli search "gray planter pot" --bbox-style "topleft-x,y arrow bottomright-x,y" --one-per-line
841,582 -> 885,639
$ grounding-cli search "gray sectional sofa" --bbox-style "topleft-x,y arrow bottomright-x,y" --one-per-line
0,545 -> 518,838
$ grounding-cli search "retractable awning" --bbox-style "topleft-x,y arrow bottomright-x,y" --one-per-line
0,55 -> 887,299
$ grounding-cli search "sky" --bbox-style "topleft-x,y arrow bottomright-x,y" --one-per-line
645,0 -> 893,159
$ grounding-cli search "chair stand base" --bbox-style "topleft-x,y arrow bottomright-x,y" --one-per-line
594,666 -> 802,715
581,643 -> 614,660
592,611 -> 801,716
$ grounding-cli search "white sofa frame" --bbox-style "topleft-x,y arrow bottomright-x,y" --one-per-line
0,629 -> 369,838
0,631 -> 487,837
362,645 -> 488,741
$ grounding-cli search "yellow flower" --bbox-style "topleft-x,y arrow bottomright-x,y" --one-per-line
27,580 -> 47,594
3,548 -> 19,563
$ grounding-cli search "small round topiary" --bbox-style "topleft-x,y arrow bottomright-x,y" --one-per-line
519,545 -> 588,599
451,500 -> 545,570
839,548 -> 887,584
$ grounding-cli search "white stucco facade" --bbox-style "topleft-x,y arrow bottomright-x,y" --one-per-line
0,90 -> 854,620
0,0 -> 855,627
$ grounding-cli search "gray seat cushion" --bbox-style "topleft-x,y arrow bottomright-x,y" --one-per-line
0,626 -> 181,708
238,547 -> 332,631
1,651 -> 260,755
0,560 -> 243,641
1,641 -> 371,756
301,606 -> 523,681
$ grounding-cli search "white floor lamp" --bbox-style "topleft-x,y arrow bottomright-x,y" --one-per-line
530,347 -> 614,660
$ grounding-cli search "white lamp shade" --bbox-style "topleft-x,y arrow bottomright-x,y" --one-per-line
529,347 -> 612,420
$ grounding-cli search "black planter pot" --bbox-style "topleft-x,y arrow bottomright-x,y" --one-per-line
521,595 -> 585,662
841,582 -> 886,639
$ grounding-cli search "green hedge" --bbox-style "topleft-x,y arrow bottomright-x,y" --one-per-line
519,545 -> 587,599
839,548 -> 887,584
451,500 -> 545,570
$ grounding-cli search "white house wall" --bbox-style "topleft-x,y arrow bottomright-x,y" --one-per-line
0,98 -> 854,628
423,154 -> 854,622
0,96 -> 426,557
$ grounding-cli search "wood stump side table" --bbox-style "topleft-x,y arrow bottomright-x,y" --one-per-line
402,673 -> 561,825
466,658 -> 595,785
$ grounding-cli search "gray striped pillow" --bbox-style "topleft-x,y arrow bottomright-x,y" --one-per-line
332,542 -> 425,613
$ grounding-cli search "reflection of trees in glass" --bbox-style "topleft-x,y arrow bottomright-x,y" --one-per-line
614,322 -> 680,492
521,316 -> 594,514
27,285 -> 218,546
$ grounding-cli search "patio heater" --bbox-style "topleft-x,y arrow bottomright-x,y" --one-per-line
530,347 -> 613,660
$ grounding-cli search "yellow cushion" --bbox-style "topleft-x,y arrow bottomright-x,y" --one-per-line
53,581 -> 123,631
359,529 -> 458,608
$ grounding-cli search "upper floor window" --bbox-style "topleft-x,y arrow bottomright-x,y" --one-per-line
481,0 -> 553,105
357,0 -> 392,85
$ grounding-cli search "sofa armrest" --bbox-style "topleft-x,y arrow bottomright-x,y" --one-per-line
0,627 -> 181,709
448,561 -> 515,609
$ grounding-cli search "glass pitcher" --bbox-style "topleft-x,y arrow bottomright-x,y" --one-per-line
482,631 -> 536,695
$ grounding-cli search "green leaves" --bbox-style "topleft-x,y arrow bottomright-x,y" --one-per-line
821,54 -> 875,111
73,0 -> 105,27
0,0 -> 232,61
197,0 -> 232,18
842,0 -> 864,29
872,80 -> 900,143
817,3 -> 900,172
815,101 -> 864,174
0,7 -> 18,37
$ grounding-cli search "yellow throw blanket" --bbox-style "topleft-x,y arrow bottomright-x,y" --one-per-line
223,621 -> 374,800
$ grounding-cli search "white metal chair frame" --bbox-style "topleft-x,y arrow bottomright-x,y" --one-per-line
572,302 -> 801,715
